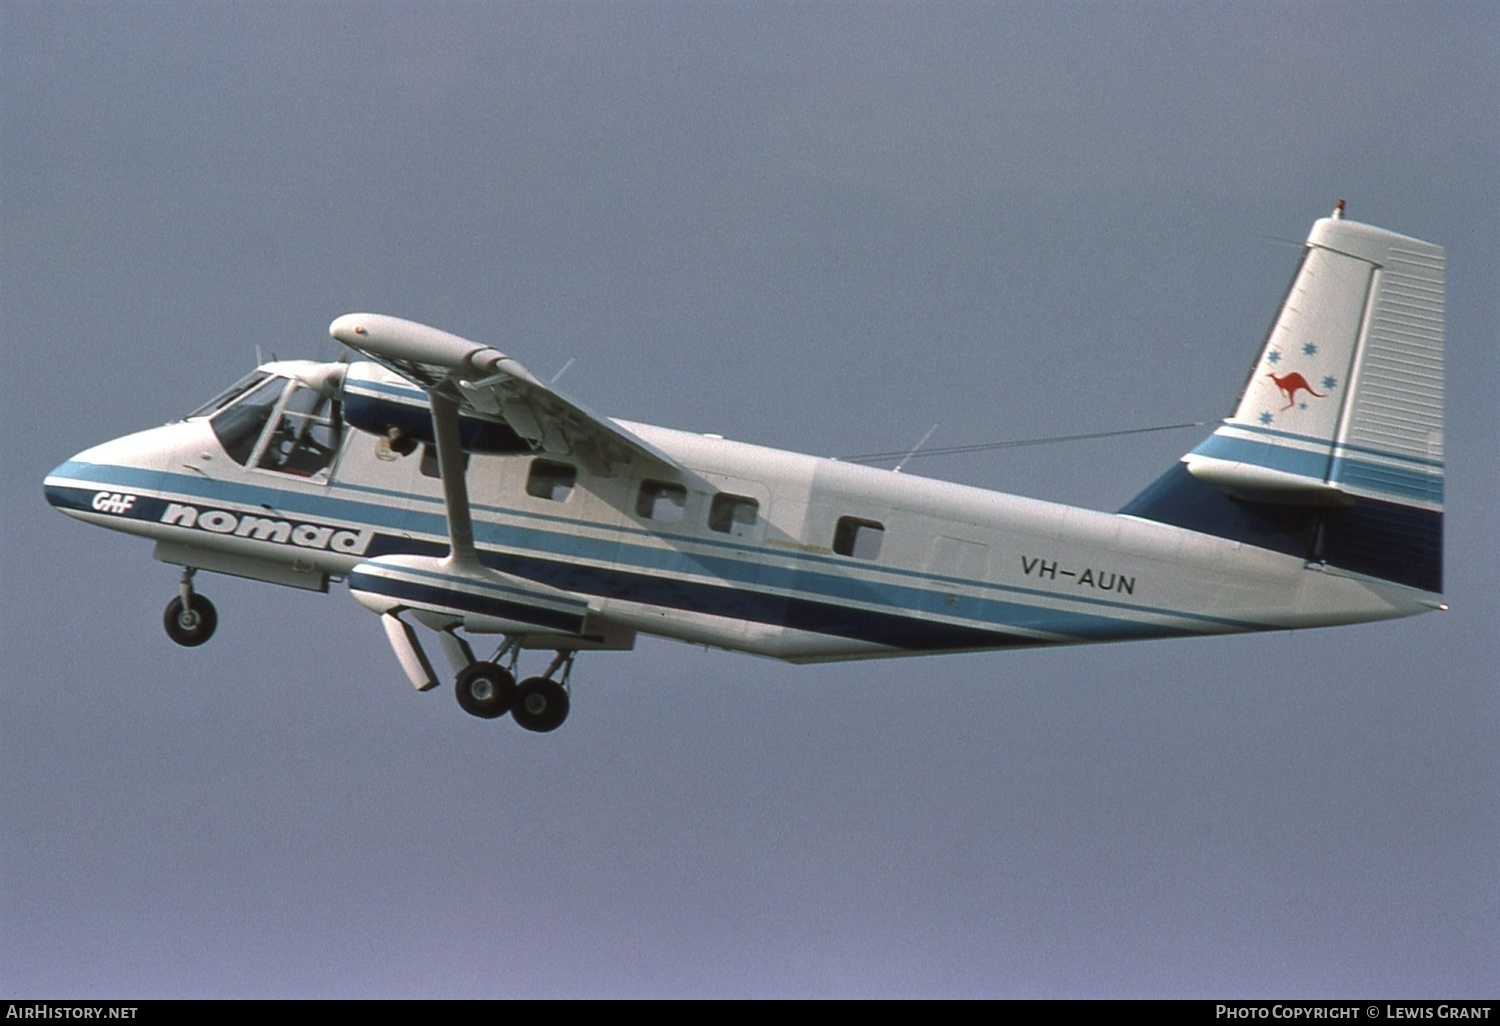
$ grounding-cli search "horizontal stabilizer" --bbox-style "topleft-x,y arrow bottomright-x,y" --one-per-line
1183,456 -> 1350,506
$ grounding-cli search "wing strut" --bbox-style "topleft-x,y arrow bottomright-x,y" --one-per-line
428,391 -> 478,564
343,329 -> 598,643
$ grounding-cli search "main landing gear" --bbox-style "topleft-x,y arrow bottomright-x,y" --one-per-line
454,661 -> 514,720
454,642 -> 573,733
163,568 -> 217,647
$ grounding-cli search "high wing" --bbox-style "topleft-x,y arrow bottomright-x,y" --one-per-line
329,312 -> 661,697
329,312 -> 685,479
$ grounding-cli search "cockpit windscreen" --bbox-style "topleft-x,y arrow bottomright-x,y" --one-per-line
185,371 -> 273,420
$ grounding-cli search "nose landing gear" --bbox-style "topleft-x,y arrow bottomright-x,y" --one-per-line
163,568 -> 217,647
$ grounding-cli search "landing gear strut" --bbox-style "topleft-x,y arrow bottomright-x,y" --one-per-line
163,568 -> 217,647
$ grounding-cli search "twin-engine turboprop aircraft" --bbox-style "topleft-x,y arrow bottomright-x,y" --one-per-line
45,206 -> 1446,733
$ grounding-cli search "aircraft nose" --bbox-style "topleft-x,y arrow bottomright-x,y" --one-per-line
43,429 -> 170,519
44,450 -> 100,515
43,459 -> 72,509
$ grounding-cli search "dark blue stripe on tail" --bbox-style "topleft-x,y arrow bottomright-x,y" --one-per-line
1120,462 -> 1441,593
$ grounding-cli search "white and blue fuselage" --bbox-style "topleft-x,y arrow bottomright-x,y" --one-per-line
43,209 -> 1445,729
44,365 -> 1434,662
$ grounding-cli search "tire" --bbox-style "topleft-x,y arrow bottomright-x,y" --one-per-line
512,677 -> 569,733
163,594 -> 218,647
455,662 -> 516,720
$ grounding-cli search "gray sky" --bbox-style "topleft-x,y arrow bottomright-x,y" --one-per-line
3,1 -> 1496,997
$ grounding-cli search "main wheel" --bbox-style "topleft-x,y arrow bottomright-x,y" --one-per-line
455,662 -> 516,720
512,677 -> 569,733
163,594 -> 217,647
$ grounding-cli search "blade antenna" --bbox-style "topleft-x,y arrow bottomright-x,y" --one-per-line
550,357 -> 576,386
893,423 -> 940,474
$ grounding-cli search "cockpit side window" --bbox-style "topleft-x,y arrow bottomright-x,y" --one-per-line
208,377 -> 343,478
210,377 -> 287,465
254,383 -> 343,477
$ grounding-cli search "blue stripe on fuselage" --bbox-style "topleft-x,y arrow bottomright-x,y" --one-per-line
348,567 -> 588,634
46,459 -> 1265,647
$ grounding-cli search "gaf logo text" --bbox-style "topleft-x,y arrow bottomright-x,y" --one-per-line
91,492 -> 137,514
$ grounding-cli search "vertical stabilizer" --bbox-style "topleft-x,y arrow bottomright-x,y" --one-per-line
1183,211 -> 1445,509
1123,208 -> 1444,593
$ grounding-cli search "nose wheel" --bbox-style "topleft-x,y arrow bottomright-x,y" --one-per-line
163,594 -> 217,647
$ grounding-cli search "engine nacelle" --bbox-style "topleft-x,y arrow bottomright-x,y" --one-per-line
341,363 -> 533,455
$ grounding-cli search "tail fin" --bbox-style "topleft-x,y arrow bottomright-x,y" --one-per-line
1122,206 -> 1444,592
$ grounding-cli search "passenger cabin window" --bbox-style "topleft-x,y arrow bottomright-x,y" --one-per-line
834,516 -> 885,560
709,494 -> 759,537
526,460 -> 577,502
636,480 -> 687,522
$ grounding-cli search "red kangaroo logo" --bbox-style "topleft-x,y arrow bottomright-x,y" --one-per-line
1266,371 -> 1326,411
